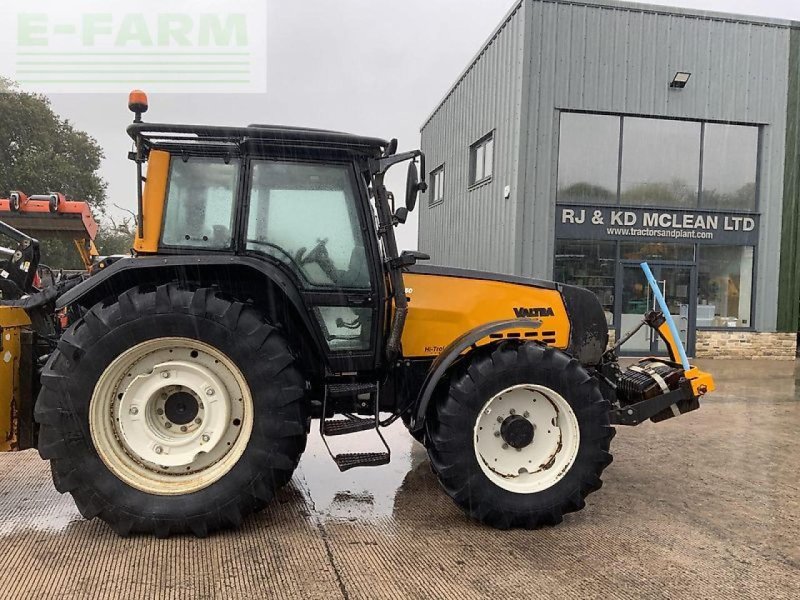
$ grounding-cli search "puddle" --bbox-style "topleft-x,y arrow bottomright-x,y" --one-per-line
294,420 -> 424,521
0,450 -> 83,536
0,422 -> 430,536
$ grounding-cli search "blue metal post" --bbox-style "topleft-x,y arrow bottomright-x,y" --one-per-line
640,262 -> 691,370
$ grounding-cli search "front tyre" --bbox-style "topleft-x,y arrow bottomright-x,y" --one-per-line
35,285 -> 308,537
427,342 -> 614,529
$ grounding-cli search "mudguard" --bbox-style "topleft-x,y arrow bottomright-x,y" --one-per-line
410,319 -> 544,432
56,254 -> 326,358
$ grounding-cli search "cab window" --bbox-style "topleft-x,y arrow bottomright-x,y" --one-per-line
161,157 -> 239,249
246,161 -> 371,289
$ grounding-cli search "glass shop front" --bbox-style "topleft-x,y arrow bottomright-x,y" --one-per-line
553,112 -> 760,356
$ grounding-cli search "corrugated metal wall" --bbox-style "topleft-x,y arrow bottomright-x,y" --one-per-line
418,2 -> 526,274
518,0 -> 791,331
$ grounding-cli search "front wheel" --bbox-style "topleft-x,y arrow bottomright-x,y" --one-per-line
427,342 -> 614,529
35,285 -> 308,537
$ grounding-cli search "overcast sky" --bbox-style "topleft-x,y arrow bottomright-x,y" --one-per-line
39,0 -> 800,251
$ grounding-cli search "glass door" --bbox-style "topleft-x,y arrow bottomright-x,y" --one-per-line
616,263 -> 696,356
654,266 -> 693,356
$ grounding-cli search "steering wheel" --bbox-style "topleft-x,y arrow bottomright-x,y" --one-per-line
246,239 -> 307,273
295,239 -> 340,283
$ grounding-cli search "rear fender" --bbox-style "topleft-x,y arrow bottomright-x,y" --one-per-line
56,255 -> 328,370
410,319 -> 543,432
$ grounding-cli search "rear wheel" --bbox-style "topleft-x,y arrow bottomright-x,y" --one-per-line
427,342 -> 614,529
35,285 -> 308,537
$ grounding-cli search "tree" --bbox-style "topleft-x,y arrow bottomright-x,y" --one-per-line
95,216 -> 135,257
0,78 -> 109,268
0,78 -> 107,210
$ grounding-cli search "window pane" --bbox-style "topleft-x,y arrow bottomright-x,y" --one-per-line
702,124 -> 758,211
557,113 -> 620,204
554,239 -> 616,325
484,138 -> 494,178
433,168 -> 444,201
697,246 -> 754,328
621,117 -> 701,208
474,144 -> 485,182
246,162 -> 370,289
619,242 -> 694,262
162,157 -> 238,248
315,306 -> 372,351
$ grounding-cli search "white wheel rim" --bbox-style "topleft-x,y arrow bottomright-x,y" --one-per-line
89,337 -> 254,495
473,384 -> 580,494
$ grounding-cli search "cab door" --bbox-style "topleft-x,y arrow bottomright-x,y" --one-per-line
243,159 -> 383,373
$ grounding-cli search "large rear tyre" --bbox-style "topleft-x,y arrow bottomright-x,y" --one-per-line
427,342 -> 614,529
35,285 -> 308,537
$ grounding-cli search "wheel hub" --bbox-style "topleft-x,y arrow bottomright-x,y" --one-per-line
89,337 -> 254,495
473,384 -> 581,494
500,414 -> 535,449
164,390 -> 200,425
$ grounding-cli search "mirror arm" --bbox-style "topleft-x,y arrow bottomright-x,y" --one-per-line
371,149 -> 425,179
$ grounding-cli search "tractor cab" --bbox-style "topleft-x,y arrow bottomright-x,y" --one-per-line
124,92 -> 426,377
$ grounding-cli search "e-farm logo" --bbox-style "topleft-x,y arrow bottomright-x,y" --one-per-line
0,1 -> 267,93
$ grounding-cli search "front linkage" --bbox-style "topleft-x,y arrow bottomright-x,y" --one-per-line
592,265 -> 715,428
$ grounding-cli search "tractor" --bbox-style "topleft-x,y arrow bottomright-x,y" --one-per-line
0,91 -> 714,537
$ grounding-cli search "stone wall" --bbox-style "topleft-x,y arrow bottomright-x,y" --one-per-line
605,329 -> 797,359
694,331 -> 797,360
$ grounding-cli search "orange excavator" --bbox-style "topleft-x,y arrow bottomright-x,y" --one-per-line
0,191 -> 99,274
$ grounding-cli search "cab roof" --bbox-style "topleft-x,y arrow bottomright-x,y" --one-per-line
127,122 -> 389,159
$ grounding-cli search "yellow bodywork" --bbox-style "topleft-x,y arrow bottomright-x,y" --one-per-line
0,307 -> 31,452
401,272 -> 571,358
655,321 -> 716,397
133,150 -> 170,253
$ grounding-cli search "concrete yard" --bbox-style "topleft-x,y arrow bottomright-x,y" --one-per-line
0,360 -> 797,599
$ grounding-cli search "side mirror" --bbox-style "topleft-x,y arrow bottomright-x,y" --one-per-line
405,161 -> 425,212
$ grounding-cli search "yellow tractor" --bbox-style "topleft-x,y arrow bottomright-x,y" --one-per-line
0,92 -> 714,537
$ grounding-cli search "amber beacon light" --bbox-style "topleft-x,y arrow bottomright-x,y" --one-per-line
128,90 -> 149,123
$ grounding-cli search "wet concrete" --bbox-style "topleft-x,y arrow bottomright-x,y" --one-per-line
0,359 -> 798,599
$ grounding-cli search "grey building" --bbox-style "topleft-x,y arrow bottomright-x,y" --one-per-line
419,0 -> 800,358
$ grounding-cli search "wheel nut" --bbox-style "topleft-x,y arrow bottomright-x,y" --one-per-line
206,388 -> 215,396
509,408 -> 516,415
502,443 -> 509,450
128,407 -> 138,415
180,426 -> 187,432
165,422 -> 172,429
195,418 -> 202,425
496,416 -> 503,423
156,408 -> 164,416
161,371 -> 170,379
154,446 -> 163,455
201,434 -> 210,443
494,431 -> 500,438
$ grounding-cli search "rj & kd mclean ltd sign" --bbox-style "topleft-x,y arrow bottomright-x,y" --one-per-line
555,204 -> 759,246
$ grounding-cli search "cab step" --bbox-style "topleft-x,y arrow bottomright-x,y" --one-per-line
333,452 -> 391,471
322,416 -> 375,436
326,382 -> 378,398
320,381 -> 390,471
